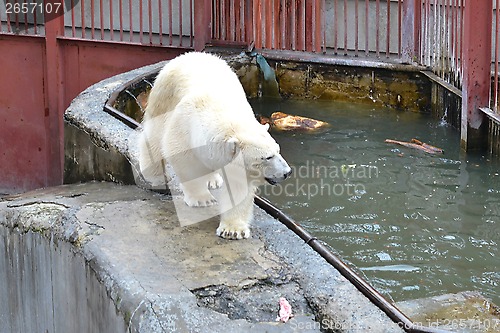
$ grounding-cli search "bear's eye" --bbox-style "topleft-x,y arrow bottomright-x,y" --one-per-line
265,156 -> 273,160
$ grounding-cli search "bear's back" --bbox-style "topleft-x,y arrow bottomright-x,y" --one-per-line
144,52 -> 245,121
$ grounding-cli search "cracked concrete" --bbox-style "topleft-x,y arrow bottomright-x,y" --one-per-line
0,182 -> 403,332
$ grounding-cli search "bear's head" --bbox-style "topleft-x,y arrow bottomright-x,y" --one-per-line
225,123 -> 292,186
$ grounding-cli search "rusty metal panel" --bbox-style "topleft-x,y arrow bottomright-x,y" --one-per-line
461,2 -> 492,151
0,36 -> 48,192
59,40 -> 186,107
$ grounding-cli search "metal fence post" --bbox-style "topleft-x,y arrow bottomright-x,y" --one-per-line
44,2 -> 65,186
194,0 -> 212,51
461,2 -> 492,151
402,0 -> 420,63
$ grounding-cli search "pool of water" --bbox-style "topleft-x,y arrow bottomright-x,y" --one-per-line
251,98 -> 500,305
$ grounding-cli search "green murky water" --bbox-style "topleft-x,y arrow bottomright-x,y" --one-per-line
251,98 -> 500,305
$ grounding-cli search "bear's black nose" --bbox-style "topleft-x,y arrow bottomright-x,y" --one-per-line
284,168 -> 292,179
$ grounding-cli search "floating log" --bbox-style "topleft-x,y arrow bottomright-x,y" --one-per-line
385,138 -> 444,154
256,112 -> 329,131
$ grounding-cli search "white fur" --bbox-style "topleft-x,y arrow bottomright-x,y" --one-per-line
138,52 -> 291,239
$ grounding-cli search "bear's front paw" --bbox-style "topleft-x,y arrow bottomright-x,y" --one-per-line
184,192 -> 218,207
216,225 -> 251,240
207,173 -> 223,189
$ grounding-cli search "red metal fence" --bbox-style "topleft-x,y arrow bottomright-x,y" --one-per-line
2,0 -> 500,191
212,0 -> 404,56
64,0 -> 194,47
419,0 -> 464,88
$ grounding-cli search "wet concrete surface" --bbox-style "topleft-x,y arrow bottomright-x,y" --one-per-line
0,182 -> 403,332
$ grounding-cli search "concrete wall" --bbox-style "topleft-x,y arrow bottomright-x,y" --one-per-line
0,226 -> 127,333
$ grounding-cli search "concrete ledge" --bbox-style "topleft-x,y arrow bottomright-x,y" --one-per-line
0,182 -> 403,332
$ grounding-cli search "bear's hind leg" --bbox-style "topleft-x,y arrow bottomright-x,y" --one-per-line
180,178 -> 218,207
138,132 -> 167,187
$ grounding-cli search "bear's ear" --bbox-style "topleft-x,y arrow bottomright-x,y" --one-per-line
262,123 -> 270,131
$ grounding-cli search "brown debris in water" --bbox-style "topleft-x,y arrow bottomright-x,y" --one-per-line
256,112 -> 329,131
385,138 -> 444,154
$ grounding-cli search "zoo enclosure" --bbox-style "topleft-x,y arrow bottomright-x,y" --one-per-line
1,0 -> 500,192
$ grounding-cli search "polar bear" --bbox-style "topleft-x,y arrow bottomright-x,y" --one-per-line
138,52 -> 292,239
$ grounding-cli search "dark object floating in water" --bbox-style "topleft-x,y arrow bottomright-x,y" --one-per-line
257,112 -> 329,131
385,138 -> 444,154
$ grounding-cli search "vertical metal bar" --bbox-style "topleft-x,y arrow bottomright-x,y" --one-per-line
314,0 -> 321,52
402,0 -> 420,63
460,0 -> 464,78
454,0 -> 459,85
221,0 -> 226,41
14,0 -> 19,32
23,0 -> 27,33
129,0 -> 133,42
100,0 -> 104,39
495,0 -> 500,111
190,0 -> 193,46
256,0 -> 262,49
281,0 -> 286,49
300,0 -> 306,51
91,0 -> 95,39
213,0 -> 218,40
0,3 -> 3,33
442,0 -> 446,78
5,0 -> 12,33
433,0 -> 438,71
425,0 -> 434,66
365,0 -> 369,55
291,0 -> 296,50
461,1 -> 493,150
148,0 -> 153,44
193,0 -> 211,50
33,0 -> 38,34
421,0 -> 426,65
228,1 -> 236,42
109,0 -> 114,40
246,0 -> 254,47
343,0 -> 347,55
71,0 -> 76,37
44,4 -> 65,185
158,0 -> 163,45
297,0 -> 303,50
2,1 -> 6,33
139,0 -> 144,44
322,0 -> 326,53
265,0 -> 272,48
446,0 -> 451,82
355,0 -> 359,56
119,0 -> 123,41
81,0 -> 86,38
241,0 -> 246,42
275,0 -> 280,49
386,0 -> 390,57
450,0 -> 455,83
334,0 -> 338,54
437,0 -> 441,77
397,0 -> 402,56
376,0 -> 380,57
234,0 -> 240,42
179,0 -> 183,46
